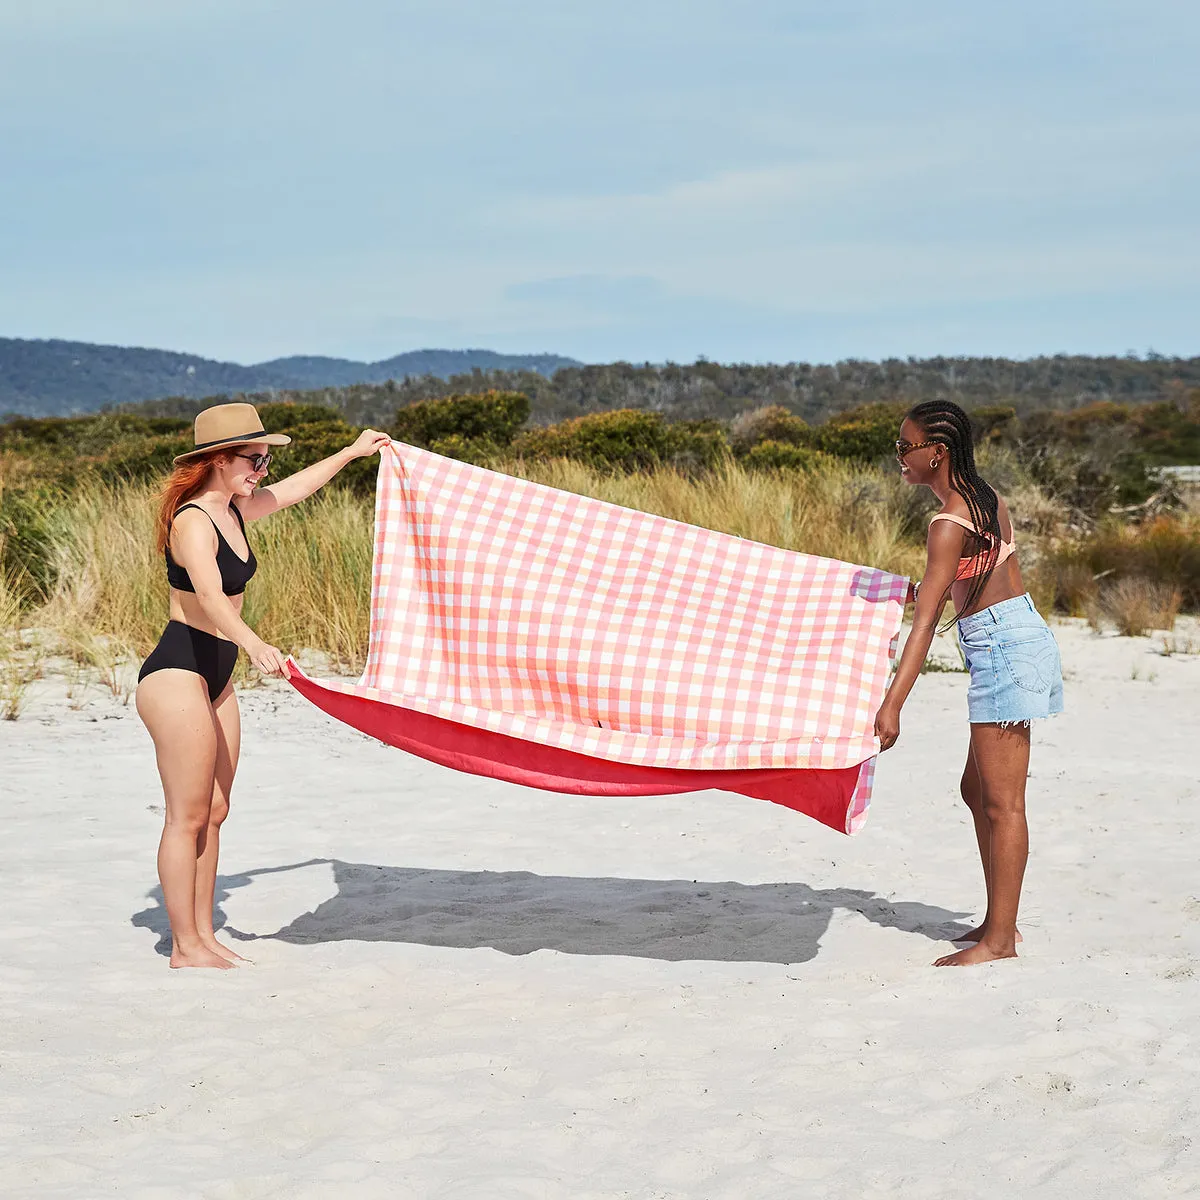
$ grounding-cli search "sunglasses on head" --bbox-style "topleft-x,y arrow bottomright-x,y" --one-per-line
234,451 -> 272,473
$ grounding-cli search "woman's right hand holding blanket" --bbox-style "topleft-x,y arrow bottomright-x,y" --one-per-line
874,700 -> 900,751
247,638 -> 291,679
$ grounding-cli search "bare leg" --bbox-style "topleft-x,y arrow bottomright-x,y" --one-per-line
936,721 -> 1030,967
957,742 -> 1021,945
135,670 -> 233,970
194,681 -> 249,963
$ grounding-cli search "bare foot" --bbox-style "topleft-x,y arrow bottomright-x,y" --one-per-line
934,942 -> 1018,967
170,946 -> 236,970
958,924 -> 1022,945
204,937 -> 252,965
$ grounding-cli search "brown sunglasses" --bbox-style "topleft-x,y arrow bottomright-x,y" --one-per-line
894,439 -> 940,462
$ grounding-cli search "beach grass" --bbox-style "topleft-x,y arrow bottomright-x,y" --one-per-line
10,478 -> 376,671
1,454 -> 1196,675
1099,577 -> 1181,637
0,458 -> 928,665
510,455 -> 930,577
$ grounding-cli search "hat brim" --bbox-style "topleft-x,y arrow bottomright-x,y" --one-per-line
173,432 -> 291,465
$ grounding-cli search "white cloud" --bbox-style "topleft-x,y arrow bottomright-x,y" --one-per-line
498,160 -> 881,230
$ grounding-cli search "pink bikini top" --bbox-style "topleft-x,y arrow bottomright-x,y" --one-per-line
929,512 -> 1016,581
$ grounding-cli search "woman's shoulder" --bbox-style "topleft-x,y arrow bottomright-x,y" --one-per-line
169,504 -> 220,545
929,498 -> 974,527
929,494 -> 1013,542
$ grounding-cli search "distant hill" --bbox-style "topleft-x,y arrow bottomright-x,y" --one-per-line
0,338 -> 581,417
4,337 -> 1199,429
113,353 -> 1200,436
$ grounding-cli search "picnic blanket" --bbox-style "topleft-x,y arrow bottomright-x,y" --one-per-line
288,442 -> 908,834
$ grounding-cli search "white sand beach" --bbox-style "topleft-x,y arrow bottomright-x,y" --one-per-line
3,619 -> 1198,1199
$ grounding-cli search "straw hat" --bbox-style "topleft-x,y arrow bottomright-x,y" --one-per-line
173,402 -> 292,464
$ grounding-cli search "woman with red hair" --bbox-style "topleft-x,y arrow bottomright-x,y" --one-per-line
136,402 -> 388,969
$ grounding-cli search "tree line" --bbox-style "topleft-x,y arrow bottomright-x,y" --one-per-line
86,354 -> 1200,430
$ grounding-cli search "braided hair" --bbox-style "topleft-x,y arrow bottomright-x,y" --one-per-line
907,398 -> 1002,618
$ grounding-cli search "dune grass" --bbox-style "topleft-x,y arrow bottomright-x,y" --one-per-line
0,455 -> 1195,684
0,458 -> 928,669
0,571 -> 37,719
239,486 -> 375,670
511,456 -> 930,579
17,479 -> 376,672
1097,578 -> 1181,637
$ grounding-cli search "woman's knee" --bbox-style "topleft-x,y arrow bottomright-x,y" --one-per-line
981,789 -> 1026,822
164,799 -> 212,837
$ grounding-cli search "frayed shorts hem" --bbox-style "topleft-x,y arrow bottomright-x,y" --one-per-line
968,712 -> 1062,729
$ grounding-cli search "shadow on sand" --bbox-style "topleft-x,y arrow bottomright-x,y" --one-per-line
132,858 -> 973,966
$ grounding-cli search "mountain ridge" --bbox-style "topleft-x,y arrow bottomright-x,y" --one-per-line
0,338 -> 581,416
3,336 -> 1198,425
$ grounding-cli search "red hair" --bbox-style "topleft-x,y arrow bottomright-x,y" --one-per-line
154,451 -> 227,553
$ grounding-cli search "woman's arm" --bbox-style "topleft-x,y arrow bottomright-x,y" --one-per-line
170,514 -> 290,677
238,429 -> 391,521
874,521 -> 964,750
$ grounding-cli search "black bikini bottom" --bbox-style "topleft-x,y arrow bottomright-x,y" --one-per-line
138,621 -> 239,702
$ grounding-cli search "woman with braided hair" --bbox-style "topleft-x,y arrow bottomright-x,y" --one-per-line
875,398 -> 1063,967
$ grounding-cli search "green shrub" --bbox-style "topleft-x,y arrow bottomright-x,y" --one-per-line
1055,400 -> 1133,443
427,434 -> 503,466
970,405 -> 1017,442
392,390 -> 530,448
511,409 -> 727,473
815,402 -> 907,461
512,409 -> 669,470
1131,398 -> 1200,464
729,405 -> 813,452
258,402 -> 345,431
743,440 -> 830,472
266,417 -> 379,496
93,433 -> 192,483
0,413 -> 190,456
665,419 -> 730,473
1022,442 -> 1160,514
816,420 -> 895,460
0,483 -> 66,604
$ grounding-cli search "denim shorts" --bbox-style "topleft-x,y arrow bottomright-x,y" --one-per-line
956,594 -> 1064,726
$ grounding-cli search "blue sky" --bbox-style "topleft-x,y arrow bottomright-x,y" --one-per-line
1,1 -> 1197,364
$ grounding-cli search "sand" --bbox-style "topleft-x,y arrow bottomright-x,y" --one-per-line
2,618 -> 1198,1198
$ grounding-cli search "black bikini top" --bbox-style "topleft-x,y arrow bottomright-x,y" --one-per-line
165,502 -> 257,596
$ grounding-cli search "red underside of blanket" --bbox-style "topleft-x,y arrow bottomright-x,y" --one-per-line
289,667 -> 864,835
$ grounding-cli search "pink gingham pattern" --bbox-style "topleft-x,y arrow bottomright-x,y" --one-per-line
309,443 -> 908,772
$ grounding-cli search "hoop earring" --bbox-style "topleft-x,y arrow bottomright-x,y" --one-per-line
930,459 -> 938,469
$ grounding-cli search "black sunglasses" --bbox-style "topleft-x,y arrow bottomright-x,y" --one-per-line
234,451 -> 272,472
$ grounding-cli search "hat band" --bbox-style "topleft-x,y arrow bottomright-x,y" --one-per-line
191,429 -> 269,451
